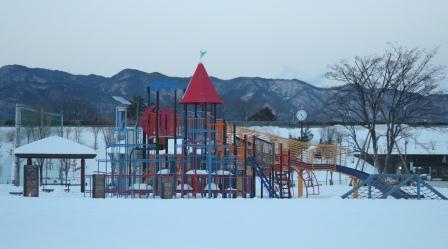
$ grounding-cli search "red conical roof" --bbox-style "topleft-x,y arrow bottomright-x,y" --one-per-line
179,63 -> 223,104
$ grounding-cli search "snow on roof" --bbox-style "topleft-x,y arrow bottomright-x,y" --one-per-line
14,136 -> 97,158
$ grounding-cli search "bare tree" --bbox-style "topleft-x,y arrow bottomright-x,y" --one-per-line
91,126 -> 101,150
64,126 -> 72,139
320,126 -> 337,144
23,125 -> 33,144
60,158 -> 76,185
380,47 -> 444,172
59,126 -> 76,184
15,105 -> 59,185
30,108 -> 52,185
326,45 -> 445,173
31,108 -> 51,140
6,129 -> 15,143
101,127 -> 115,146
74,125 -> 82,143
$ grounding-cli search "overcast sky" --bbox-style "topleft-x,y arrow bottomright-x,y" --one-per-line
0,0 -> 447,87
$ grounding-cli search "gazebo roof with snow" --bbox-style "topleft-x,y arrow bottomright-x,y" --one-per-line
179,63 -> 223,105
14,136 -> 97,159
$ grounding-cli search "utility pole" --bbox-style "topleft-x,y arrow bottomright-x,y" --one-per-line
300,121 -> 303,140
13,103 -> 22,186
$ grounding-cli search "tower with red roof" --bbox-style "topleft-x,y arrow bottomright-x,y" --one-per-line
180,62 -> 222,173
179,63 -> 222,105
179,62 -> 223,127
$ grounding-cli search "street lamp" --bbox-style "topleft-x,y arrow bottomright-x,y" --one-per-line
405,139 -> 408,172
296,109 -> 307,140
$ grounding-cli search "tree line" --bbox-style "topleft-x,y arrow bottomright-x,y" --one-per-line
10,44 -> 446,175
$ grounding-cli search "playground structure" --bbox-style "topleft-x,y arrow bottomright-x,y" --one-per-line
341,172 -> 447,200
88,62 -> 446,200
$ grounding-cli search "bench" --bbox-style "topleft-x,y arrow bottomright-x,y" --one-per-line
9,191 -> 23,196
42,188 -> 54,193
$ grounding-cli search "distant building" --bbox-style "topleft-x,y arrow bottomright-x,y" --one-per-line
353,126 -> 448,180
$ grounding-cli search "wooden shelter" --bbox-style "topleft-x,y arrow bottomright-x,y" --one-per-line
14,136 -> 97,192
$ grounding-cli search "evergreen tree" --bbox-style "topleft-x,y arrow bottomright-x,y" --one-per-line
299,127 -> 313,142
127,96 -> 145,124
248,107 -> 276,121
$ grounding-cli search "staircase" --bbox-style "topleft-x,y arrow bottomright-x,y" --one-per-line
290,159 -> 320,197
274,171 -> 292,198
302,169 -> 320,196
247,157 -> 279,198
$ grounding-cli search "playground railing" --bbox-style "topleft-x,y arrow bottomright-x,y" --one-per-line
85,173 -> 253,198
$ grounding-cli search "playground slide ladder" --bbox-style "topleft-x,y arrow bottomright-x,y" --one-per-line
274,171 -> 292,198
290,165 -> 320,197
289,158 -> 320,197
247,157 -> 280,198
302,169 -> 320,196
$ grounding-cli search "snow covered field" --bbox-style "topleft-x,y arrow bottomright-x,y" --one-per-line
1,184 -> 448,249
1,125 -> 448,249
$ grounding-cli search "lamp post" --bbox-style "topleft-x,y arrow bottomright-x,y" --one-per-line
296,109 -> 307,140
405,139 -> 408,172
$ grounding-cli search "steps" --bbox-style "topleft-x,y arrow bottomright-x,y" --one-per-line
290,160 -> 320,197
247,157 -> 279,198
302,169 -> 320,196
274,171 -> 292,198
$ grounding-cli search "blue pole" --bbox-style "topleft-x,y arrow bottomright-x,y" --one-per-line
152,158 -> 156,198
207,142 -> 212,198
416,176 -> 421,200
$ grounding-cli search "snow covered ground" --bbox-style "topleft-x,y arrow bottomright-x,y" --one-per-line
1,184 -> 448,249
1,125 -> 448,249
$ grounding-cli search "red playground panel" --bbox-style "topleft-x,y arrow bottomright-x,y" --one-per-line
141,107 -> 175,137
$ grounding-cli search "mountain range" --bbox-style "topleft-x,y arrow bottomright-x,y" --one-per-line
0,64 -> 447,123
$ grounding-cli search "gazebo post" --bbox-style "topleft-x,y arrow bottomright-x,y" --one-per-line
81,158 -> 85,193
25,158 -> 32,189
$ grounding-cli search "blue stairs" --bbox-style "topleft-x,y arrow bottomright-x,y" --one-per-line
247,157 -> 279,198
